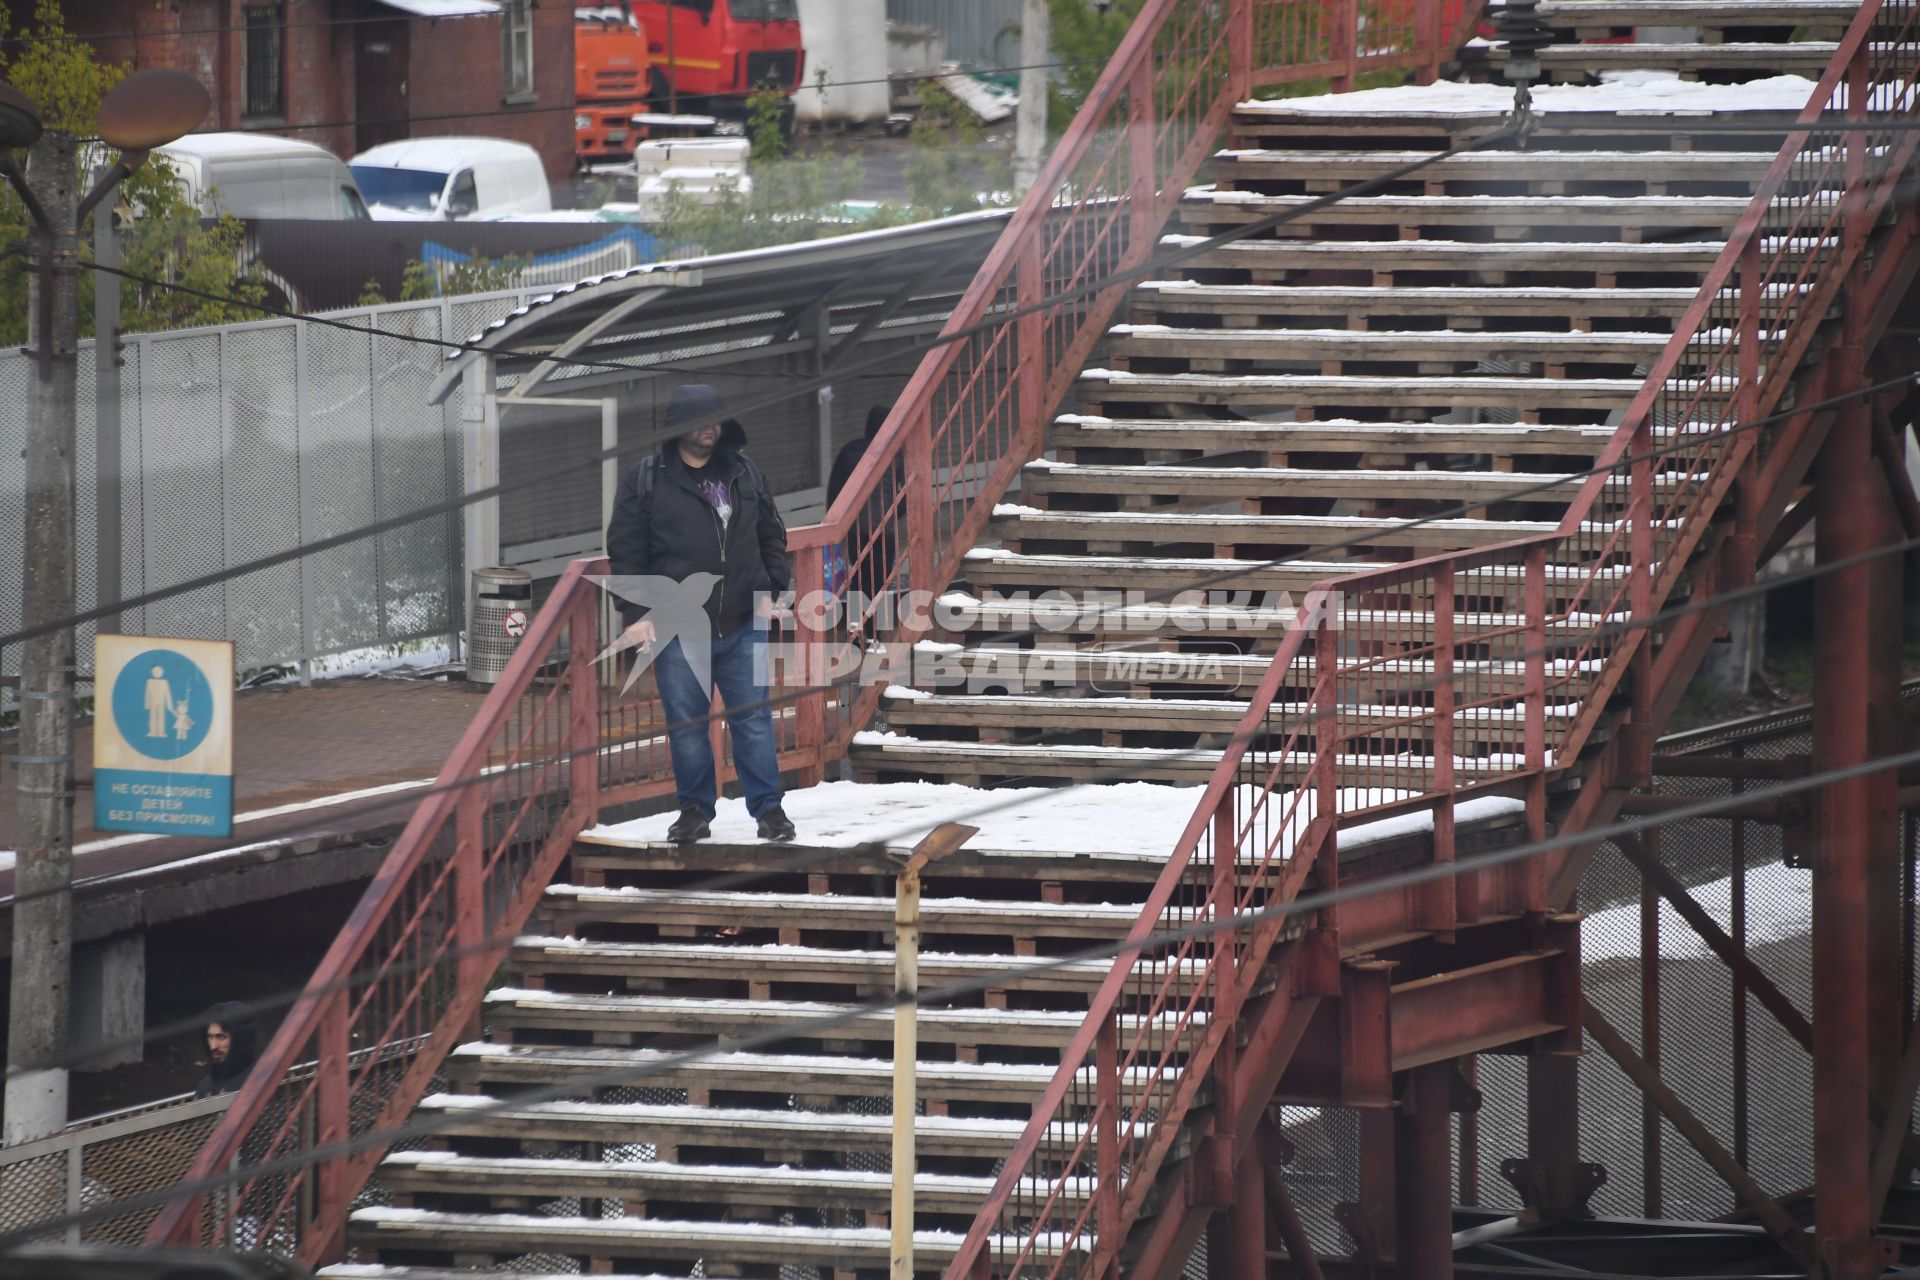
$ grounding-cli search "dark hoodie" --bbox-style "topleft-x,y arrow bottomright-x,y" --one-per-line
824,405 -> 901,605
194,1001 -> 259,1098
827,404 -> 891,509
606,385 -> 792,637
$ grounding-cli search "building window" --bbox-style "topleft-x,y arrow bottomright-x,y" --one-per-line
501,0 -> 534,97
244,3 -> 285,118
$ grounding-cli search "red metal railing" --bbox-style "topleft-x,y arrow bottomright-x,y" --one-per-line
145,0 -> 1475,1257
942,0 -> 1920,1273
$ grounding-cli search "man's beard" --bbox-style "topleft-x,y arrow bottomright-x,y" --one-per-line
682,433 -> 717,459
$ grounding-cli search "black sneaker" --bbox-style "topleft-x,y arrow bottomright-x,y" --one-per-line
667,805 -> 710,843
756,806 -> 796,842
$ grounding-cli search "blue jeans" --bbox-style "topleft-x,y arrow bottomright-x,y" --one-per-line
652,628 -> 783,820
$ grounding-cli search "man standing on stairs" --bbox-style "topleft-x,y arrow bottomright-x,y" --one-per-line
607,384 -> 799,844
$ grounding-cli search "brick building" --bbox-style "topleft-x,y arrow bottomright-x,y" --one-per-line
43,0 -> 576,186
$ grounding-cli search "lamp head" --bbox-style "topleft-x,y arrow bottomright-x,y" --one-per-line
96,69 -> 210,152
0,81 -> 43,151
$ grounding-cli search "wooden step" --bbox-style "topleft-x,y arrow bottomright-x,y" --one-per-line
990,507 -> 1557,551
510,937 -> 1121,991
445,1042 -> 1123,1105
375,1151 -> 1037,1219
1181,190 -> 1752,230
1047,414 -> 1626,455
1074,369 -> 1649,411
483,989 -> 1196,1050
325,1268 -> 695,1280
411,1094 -> 1034,1161
882,691 -> 1576,746
538,885 -> 1148,940
852,732 -> 1543,785
1535,0 -> 1856,25
1205,148 -> 1778,186
930,593 -> 1617,643
1163,233 -> 1726,273
912,646 -> 1601,698
568,833 -> 1177,881
960,550 -> 1627,595
1506,40 -> 1840,74
1021,460 -> 1625,502
1106,323 -> 1674,365
1131,282 -> 1706,324
348,1208 -> 1021,1271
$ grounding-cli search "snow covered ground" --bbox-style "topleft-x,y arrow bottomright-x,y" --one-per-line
1581,859 -> 1811,961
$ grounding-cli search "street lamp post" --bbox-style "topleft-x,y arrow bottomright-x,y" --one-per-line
1,70 -> 208,1145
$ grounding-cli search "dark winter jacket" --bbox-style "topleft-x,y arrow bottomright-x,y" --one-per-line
606,419 -> 792,637
194,1001 -> 260,1098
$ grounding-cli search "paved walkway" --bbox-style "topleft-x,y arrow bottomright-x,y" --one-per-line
0,676 -> 489,894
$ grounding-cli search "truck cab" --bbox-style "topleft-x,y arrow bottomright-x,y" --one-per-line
629,0 -> 805,129
575,6 -> 653,163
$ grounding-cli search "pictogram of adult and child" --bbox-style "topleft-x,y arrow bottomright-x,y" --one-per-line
110,648 -> 215,762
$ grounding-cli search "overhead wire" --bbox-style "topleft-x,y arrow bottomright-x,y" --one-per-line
9,731 -> 1919,1248
2,121 -> 1529,652
11,509 -> 1916,1081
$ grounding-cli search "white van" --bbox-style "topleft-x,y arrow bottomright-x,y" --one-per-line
348,137 -> 554,221
154,133 -> 371,220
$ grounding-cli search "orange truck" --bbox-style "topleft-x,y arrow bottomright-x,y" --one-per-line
575,6 -> 654,164
629,0 -> 806,132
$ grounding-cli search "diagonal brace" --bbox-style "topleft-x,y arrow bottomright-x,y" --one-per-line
1614,832 -> 1812,1052
1583,999 -> 1810,1264
1869,1006 -> 1920,1228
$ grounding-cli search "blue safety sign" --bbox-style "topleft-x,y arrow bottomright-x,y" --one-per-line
94,635 -> 235,837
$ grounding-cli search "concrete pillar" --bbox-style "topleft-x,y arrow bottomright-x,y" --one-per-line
71,929 -> 146,1072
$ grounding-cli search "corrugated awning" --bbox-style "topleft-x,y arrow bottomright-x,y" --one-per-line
371,0 -> 500,17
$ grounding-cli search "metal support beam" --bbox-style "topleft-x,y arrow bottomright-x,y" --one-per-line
1397,1063 -> 1456,1280
1259,1119 -> 1326,1280
1812,377 -> 1903,1280
1583,1000 -> 1810,1264
1613,831 -> 1813,1052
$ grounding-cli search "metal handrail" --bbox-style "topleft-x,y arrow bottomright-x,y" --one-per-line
941,0 -> 1920,1272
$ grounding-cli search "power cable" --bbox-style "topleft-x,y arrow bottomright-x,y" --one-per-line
9,731 -> 1918,1248
11,512 -> 1916,1080
1,122 -> 1527,652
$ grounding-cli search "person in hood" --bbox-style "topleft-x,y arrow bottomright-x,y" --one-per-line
825,404 -> 901,633
607,384 -> 797,844
194,1001 -> 259,1098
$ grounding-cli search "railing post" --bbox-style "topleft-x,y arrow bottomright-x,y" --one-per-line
1842,44 -> 1869,262
1625,421 -> 1655,790
1428,566 -> 1457,934
1330,0 -> 1359,91
1416,0 -> 1447,84
1129,58 -> 1158,257
1523,545 -> 1550,911
312,989 -> 350,1264
790,542 -> 828,787
1093,1010 -> 1122,1280
905,408 -> 936,593
1313,606 -> 1340,916
1229,0 -> 1254,102
1017,227 -> 1046,449
455,788 -> 486,997
1213,790 -> 1239,1003
568,582 -> 601,821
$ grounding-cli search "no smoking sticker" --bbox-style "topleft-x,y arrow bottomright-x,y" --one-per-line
503,609 -> 528,638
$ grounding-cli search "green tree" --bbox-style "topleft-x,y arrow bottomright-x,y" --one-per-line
901,83 -> 1013,218
1045,0 -> 1150,130
399,253 -> 529,299
0,0 -> 265,345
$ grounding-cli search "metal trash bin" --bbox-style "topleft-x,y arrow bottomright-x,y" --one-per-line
468,567 -> 533,688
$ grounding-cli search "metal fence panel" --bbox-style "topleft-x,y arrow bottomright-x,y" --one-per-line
886,0 -> 1023,68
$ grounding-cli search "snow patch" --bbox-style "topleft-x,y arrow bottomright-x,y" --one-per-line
1237,71 -> 1819,117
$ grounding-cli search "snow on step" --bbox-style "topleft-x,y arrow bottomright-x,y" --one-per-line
853,732 -> 1558,778
324,1270 -> 692,1280
960,551 -> 1628,589
1134,283 -> 1707,315
992,508 -> 1557,542
1074,369 -> 1654,407
587,779 -> 1222,856
1161,234 -> 1727,267
413,1093 -> 1039,1154
1230,71 -> 1820,117
348,1208 -> 1021,1266
539,884 -> 1148,935
376,1151 -> 1040,1214
1105,325 -> 1674,360
447,1042 -> 1143,1102
1185,191 -> 1754,225
931,592 -> 1613,635
1210,149 -> 1782,178
1047,415 -> 1628,452
485,988 -> 1202,1041
510,937 -> 1130,987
